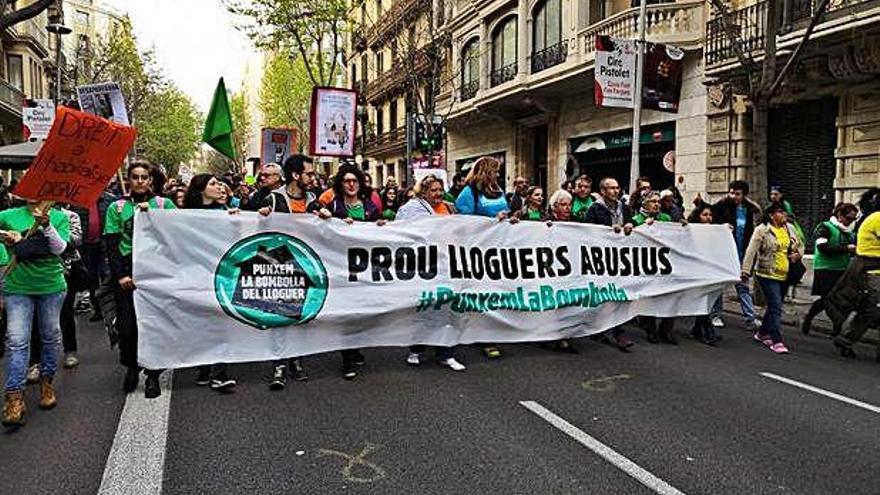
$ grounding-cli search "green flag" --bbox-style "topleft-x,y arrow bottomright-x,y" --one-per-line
202,77 -> 235,160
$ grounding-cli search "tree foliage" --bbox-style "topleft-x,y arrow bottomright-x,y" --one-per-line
226,0 -> 347,86
259,51 -> 313,151
136,85 -> 203,178
230,89 -> 252,170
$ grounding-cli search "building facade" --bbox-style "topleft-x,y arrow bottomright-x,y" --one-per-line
705,0 -> 880,237
438,0 -> 707,195
0,1 -> 56,145
62,0 -> 126,99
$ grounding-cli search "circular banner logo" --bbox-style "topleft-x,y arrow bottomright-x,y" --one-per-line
214,232 -> 328,329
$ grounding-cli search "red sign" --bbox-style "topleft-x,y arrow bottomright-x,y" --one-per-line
14,106 -> 137,208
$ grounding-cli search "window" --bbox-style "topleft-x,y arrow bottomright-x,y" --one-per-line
351,64 -> 358,90
376,51 -> 384,75
376,107 -> 384,135
360,2 -> 367,25
389,99 -> 398,132
6,54 -> 23,91
360,54 -> 368,83
491,17 -> 517,85
75,10 -> 89,25
461,38 -> 480,100
532,0 -> 567,72
376,0 -> 382,17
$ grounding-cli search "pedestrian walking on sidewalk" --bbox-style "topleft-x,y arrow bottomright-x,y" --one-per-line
801,203 -> 857,336
0,201 -> 70,427
104,161 -> 176,399
741,203 -> 804,355
395,173 -> 466,371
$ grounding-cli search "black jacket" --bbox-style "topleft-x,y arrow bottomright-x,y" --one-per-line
585,198 -> 633,227
710,197 -> 759,247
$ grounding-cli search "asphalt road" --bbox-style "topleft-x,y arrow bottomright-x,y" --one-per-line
0,314 -> 878,495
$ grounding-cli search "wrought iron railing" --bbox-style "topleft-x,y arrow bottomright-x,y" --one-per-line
788,0 -> 876,24
460,79 -> 479,101
490,61 -> 517,87
706,0 -> 768,66
531,40 -> 568,73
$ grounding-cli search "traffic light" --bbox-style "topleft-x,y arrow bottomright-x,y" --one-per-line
413,119 -> 443,154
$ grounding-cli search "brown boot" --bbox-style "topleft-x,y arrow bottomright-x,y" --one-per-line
2,391 -> 26,427
39,377 -> 56,410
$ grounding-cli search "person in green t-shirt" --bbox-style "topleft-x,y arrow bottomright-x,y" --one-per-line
104,161 -> 175,400
570,175 -> 594,222
511,186 -> 549,222
1,201 -> 70,427
632,191 -> 678,345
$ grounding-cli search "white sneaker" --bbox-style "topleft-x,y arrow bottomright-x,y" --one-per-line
406,353 -> 421,366
63,353 -> 80,369
711,317 -> 725,328
440,358 -> 466,371
26,363 -> 41,383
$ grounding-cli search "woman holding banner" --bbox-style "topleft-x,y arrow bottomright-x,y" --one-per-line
183,174 -> 238,393
317,164 -> 383,380
0,201 -> 70,427
395,174 -> 466,371
454,156 -> 510,359
104,161 -> 176,399
511,187 -> 548,222
632,192 -> 678,345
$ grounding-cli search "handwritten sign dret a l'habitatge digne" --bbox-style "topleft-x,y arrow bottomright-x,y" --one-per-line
14,106 -> 137,208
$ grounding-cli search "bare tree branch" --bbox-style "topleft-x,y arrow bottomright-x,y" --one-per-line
0,0 -> 54,33
767,0 -> 831,97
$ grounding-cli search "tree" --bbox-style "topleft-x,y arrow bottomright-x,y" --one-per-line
136,85 -> 203,178
259,51 -> 313,150
226,0 -> 347,86
75,17 -> 164,124
709,0 -> 831,199
0,0 -> 55,32
230,89 -> 252,170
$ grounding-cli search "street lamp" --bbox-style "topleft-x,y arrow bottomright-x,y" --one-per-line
46,22 -> 72,104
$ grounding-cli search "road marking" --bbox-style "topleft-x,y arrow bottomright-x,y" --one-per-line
520,401 -> 686,495
760,372 -> 880,414
581,374 -> 632,393
317,443 -> 387,483
98,371 -> 173,495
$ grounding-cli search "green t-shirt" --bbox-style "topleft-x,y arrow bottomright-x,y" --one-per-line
0,207 -> 70,295
632,212 -> 672,226
346,203 -> 366,221
526,209 -> 542,221
572,196 -> 593,221
104,196 -> 176,257
382,208 -> 395,220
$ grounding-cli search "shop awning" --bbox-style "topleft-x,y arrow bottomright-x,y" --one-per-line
573,125 -> 675,153
0,140 -> 42,169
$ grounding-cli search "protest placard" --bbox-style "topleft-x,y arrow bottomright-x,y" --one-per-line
76,82 -> 130,125
14,106 -> 137,208
309,87 -> 356,158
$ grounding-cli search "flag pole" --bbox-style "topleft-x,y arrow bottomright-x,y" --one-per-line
629,0 -> 648,195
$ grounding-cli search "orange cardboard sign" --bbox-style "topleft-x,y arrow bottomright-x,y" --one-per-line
14,106 -> 137,208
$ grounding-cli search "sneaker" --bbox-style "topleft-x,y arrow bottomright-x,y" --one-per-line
210,375 -> 237,392
753,332 -> 772,347
26,364 -> 40,384
342,363 -> 358,380
614,335 -> 634,352
352,351 -> 366,366
144,372 -> 161,399
482,346 -> 502,359
63,353 -> 80,369
195,367 -> 211,386
269,365 -> 286,391
769,342 -> 789,354
289,359 -> 308,382
711,317 -> 724,328
406,352 -> 421,366
439,358 -> 466,371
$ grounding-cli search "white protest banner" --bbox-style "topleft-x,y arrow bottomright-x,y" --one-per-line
22,99 -> 55,140
308,86 -> 356,158
76,81 -> 129,125
134,212 -> 739,369
595,35 -> 636,109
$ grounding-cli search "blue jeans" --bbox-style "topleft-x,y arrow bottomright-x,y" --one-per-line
756,277 -> 787,344
711,282 -> 757,324
4,291 -> 66,392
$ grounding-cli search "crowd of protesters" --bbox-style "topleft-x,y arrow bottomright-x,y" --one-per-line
0,151 -> 878,429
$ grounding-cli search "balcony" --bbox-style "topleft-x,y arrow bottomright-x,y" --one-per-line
579,0 -> 705,49
0,80 -> 25,116
490,62 -> 517,87
365,39 -> 445,104
789,0 -> 877,24
366,0 -> 431,48
460,79 -> 479,101
11,16 -> 51,56
531,40 -> 569,73
705,0 -> 768,68
366,126 -> 406,156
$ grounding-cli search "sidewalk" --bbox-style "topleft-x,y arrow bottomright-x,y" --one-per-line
722,256 -> 879,345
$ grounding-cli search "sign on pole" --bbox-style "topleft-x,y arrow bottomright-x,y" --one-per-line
260,127 -> 297,166
308,87 -> 357,158
14,106 -> 137,208
594,35 -> 637,109
76,82 -> 129,125
22,99 -> 55,140
642,41 -> 685,113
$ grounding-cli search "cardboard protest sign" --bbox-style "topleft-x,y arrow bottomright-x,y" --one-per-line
14,106 -> 137,208
77,82 -> 129,125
